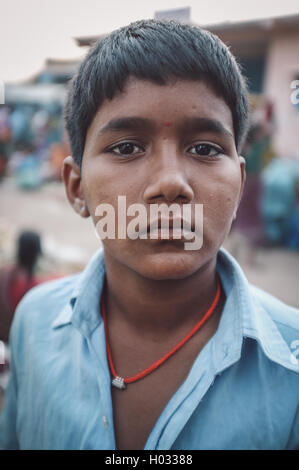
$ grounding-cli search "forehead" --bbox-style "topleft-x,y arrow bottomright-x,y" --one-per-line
87,77 -> 234,139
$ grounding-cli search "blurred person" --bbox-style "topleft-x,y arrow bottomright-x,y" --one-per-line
261,157 -> 298,246
286,165 -> 299,249
13,143 -> 42,190
0,230 -> 41,410
229,123 -> 266,264
0,231 -> 42,344
250,97 -> 276,168
31,109 -> 50,152
261,99 -> 275,167
229,98 -> 275,264
286,205 -> 299,249
7,141 -> 30,174
0,20 -> 298,451
46,111 -> 63,147
0,107 -> 12,179
9,105 -> 34,147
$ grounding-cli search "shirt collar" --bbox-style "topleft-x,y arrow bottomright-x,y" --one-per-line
51,247 -> 294,370
51,249 -> 106,336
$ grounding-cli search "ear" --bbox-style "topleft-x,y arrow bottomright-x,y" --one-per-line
233,156 -> 246,220
62,156 -> 90,218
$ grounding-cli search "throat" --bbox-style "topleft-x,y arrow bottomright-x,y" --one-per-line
103,277 -> 223,339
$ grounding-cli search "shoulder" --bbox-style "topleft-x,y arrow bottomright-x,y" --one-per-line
250,284 -> 299,334
9,273 -> 81,343
9,248 -> 105,346
218,247 -> 299,334
217,248 -> 299,373
248,284 -> 299,374
16,272 -> 80,311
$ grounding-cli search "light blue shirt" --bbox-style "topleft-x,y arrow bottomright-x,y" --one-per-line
1,248 -> 299,450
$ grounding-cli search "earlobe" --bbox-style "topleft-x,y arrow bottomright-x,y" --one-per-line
62,156 -> 90,218
238,155 -> 246,199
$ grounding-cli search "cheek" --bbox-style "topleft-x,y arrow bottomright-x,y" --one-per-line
81,165 -> 118,223
198,165 -> 242,236
81,164 -> 141,234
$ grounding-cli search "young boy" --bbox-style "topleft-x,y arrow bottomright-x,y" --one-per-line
0,19 -> 299,450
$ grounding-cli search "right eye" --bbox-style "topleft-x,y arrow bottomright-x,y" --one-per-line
107,142 -> 144,157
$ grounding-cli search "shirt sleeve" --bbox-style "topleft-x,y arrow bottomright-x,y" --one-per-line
0,317 -> 20,449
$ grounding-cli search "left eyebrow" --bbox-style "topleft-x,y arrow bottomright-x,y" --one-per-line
180,117 -> 234,139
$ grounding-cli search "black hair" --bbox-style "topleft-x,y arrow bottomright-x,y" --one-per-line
64,19 -> 249,168
17,231 -> 42,278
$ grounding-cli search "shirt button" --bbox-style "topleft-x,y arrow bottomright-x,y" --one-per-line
102,415 -> 109,429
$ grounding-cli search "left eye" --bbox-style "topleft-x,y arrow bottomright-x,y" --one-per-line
188,143 -> 222,157
110,142 -> 143,156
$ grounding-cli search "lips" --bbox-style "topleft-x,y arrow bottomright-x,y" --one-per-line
136,217 -> 195,240
146,218 -> 195,233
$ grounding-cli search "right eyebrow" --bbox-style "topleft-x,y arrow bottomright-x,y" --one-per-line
180,117 -> 234,139
97,116 -> 155,136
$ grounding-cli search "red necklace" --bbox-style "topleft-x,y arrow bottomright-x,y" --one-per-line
101,275 -> 221,390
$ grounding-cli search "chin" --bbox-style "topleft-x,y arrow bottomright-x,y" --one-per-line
135,251 -> 205,281
103,240 -> 216,281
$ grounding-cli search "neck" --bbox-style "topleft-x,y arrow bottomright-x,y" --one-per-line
102,251 -> 221,337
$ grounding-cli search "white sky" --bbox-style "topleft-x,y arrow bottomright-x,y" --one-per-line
1,0 -> 299,83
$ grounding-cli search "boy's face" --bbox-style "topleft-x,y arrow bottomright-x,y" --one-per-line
64,78 -> 245,280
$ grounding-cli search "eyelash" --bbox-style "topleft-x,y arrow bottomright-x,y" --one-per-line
105,141 -> 224,159
187,143 -> 224,158
106,141 -> 144,157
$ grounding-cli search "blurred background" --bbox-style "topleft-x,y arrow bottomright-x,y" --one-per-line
0,2 -> 299,381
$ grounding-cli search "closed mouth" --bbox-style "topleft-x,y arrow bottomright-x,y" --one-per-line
146,218 -> 195,232
136,218 -> 196,240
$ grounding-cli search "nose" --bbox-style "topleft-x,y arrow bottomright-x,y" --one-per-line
143,145 -> 194,204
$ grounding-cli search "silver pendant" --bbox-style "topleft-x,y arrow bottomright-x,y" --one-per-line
112,376 -> 126,390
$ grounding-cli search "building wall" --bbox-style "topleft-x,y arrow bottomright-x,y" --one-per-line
264,32 -> 299,158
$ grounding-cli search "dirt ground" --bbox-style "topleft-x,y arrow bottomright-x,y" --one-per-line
0,175 -> 299,308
